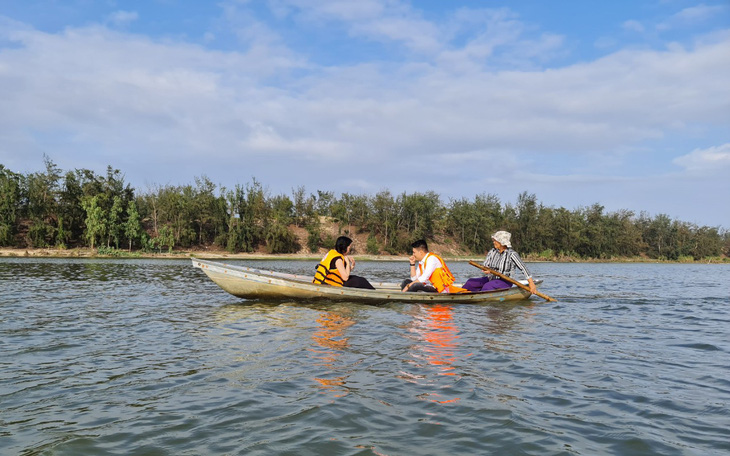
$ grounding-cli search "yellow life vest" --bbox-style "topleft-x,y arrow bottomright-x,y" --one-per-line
313,249 -> 345,286
418,252 -> 467,294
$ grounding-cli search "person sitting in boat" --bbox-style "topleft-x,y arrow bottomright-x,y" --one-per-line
313,236 -> 375,289
462,230 -> 538,294
400,239 -> 467,293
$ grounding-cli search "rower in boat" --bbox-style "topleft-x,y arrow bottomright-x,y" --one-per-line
462,230 -> 538,294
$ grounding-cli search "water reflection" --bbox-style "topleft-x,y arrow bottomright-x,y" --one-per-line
309,310 -> 357,398
403,304 -> 462,404
472,303 -> 536,358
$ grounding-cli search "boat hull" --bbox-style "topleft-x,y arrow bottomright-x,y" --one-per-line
193,258 -> 536,304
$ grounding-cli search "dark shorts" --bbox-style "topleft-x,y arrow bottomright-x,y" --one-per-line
343,275 -> 375,290
399,279 -> 437,292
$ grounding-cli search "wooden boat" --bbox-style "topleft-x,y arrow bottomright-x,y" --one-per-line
192,258 -> 540,304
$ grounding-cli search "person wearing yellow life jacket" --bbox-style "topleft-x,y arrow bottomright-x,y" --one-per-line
313,236 -> 375,289
400,239 -> 467,293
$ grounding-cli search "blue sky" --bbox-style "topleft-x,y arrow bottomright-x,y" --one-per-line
1,0 -> 729,227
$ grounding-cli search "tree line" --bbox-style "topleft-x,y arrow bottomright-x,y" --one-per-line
1,158 -> 728,260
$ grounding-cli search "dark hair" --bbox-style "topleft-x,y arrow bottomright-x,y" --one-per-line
335,236 -> 352,254
411,239 -> 428,251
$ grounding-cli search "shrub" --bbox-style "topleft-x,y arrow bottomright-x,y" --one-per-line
538,249 -> 554,260
306,225 -> 321,253
265,223 -> 298,254
366,234 -> 380,255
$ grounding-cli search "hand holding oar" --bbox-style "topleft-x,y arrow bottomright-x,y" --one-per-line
468,260 -> 557,302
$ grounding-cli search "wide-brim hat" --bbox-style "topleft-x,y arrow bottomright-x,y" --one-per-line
491,230 -> 512,248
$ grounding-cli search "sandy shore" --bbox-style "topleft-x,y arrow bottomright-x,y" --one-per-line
0,247 -> 407,261
1,247 -> 725,263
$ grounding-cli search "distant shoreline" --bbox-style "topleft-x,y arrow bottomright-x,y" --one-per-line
1,247 -> 727,264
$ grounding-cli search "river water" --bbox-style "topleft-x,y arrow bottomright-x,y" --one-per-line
1,258 -> 728,455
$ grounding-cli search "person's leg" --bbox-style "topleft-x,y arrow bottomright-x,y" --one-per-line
343,275 -> 376,289
400,278 -> 413,290
480,278 -> 513,291
462,276 -> 490,292
407,281 -> 437,293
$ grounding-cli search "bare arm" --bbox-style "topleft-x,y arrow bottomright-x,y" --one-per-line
335,257 -> 351,281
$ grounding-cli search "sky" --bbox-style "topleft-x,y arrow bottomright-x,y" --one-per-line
1,0 -> 729,227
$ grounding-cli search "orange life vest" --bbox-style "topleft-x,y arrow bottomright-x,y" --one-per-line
313,249 -> 345,286
418,252 -> 467,294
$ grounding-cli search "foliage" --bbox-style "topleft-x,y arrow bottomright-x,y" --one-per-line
445,193 -> 502,253
265,221 -> 298,254
305,219 -> 322,253
108,196 -> 124,248
366,233 -> 380,255
124,200 -> 142,251
149,225 -> 175,253
81,195 -> 105,250
0,165 -> 22,246
56,216 -> 69,249
1,161 -> 727,261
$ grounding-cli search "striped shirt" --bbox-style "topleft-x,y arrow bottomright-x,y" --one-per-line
483,248 -> 531,279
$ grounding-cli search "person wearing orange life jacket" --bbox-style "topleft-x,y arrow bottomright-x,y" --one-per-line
313,236 -> 375,289
400,239 -> 467,293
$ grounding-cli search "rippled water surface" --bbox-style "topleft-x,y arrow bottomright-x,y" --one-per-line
1,258 -> 728,455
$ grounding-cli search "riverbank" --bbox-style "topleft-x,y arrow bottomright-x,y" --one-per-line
1,247 -> 727,263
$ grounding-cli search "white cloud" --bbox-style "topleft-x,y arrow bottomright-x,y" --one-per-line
107,10 -> 139,28
261,1 -> 562,68
0,7 -> 729,225
622,19 -> 645,33
269,0 -> 387,22
1,21 -> 728,168
674,4 -> 726,23
673,143 -> 730,173
657,3 -> 728,31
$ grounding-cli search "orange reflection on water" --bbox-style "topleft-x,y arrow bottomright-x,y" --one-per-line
406,304 -> 464,404
309,311 -> 355,397
420,304 -> 460,375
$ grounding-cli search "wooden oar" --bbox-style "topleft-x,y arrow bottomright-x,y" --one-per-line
468,260 -> 557,302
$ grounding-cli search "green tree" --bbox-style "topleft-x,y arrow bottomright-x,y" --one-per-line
305,217 -> 322,253
576,203 -> 605,258
107,195 -> 124,248
371,190 -> 397,250
514,192 -> 540,254
124,199 -> 142,251
399,191 -> 441,241
366,233 -> 380,255
270,194 -> 294,226
446,193 -> 503,253
192,176 -> 227,246
81,195 -> 106,249
58,171 -> 86,245
292,185 -> 310,228
265,221 -> 298,253
603,209 -> 643,257
315,190 -> 335,216
224,180 -> 269,253
644,214 -> 673,259
0,165 -> 22,246
23,155 -> 63,247
331,193 -> 357,234
552,207 -> 581,256
692,225 -> 722,259
158,225 -> 175,253
55,216 -> 70,249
